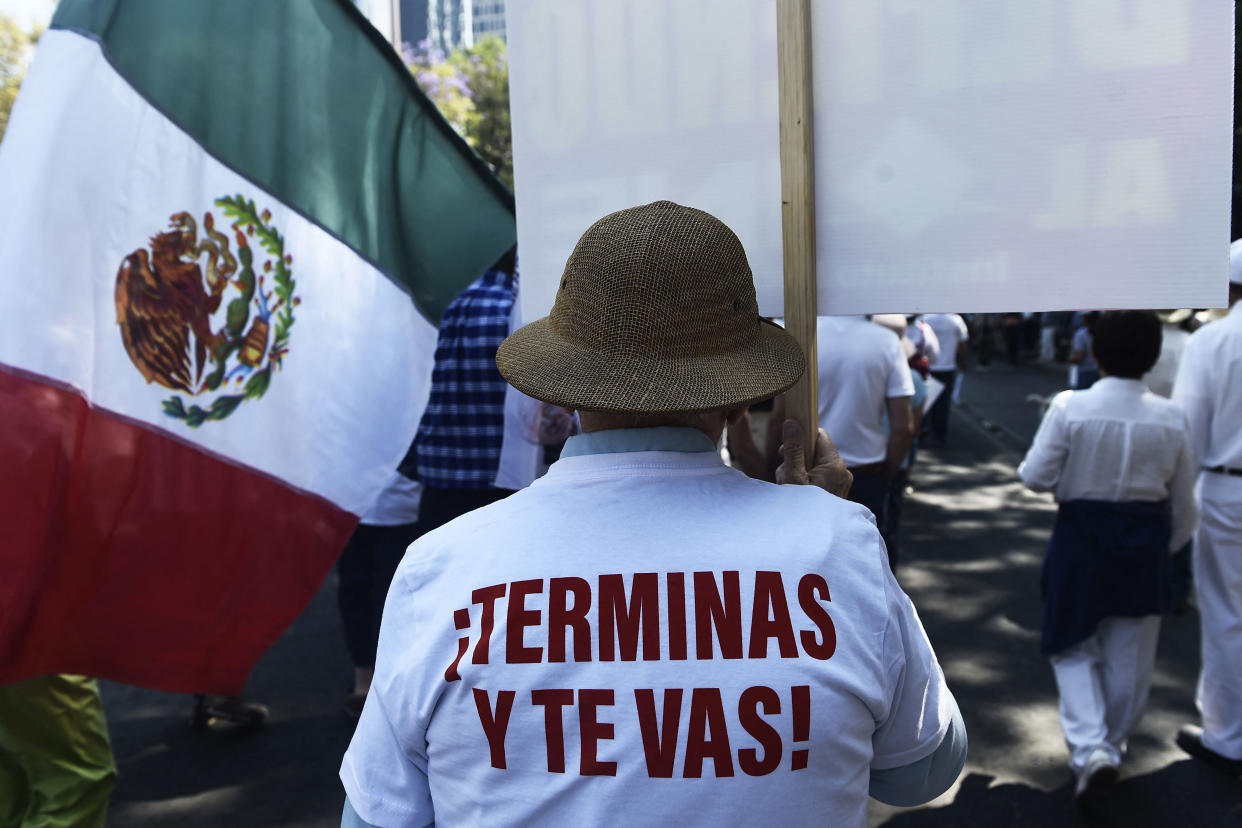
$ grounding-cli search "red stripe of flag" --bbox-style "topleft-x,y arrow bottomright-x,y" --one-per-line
0,365 -> 357,694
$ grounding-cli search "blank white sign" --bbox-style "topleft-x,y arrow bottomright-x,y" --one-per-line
508,0 -> 1234,319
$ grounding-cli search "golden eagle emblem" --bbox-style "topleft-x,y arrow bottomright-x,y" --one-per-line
115,195 -> 299,427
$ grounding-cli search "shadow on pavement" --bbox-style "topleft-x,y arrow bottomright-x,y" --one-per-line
102,582 -> 356,827
880,765 -> 1242,828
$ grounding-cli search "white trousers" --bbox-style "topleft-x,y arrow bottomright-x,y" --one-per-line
1050,615 -> 1161,772
1194,473 -> 1242,760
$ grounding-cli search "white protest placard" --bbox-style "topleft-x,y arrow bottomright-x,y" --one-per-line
508,0 -> 1234,320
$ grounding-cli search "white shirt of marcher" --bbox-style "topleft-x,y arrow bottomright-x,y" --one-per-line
815,316 -> 915,467
1017,377 -> 1198,550
1172,302 -> 1242,470
1172,297 -> 1242,760
922,314 -> 969,372
905,319 -> 941,368
340,446 -> 957,827
360,471 -> 423,526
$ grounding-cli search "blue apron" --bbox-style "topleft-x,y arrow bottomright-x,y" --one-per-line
1041,499 -> 1172,657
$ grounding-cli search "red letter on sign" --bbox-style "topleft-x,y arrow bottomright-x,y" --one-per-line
737,685 -> 783,776
444,607 -> 471,682
797,574 -> 837,660
471,583 -> 507,664
693,571 -> 743,659
578,689 -> 618,776
548,577 -> 592,662
635,688 -> 683,778
667,572 -> 688,661
473,688 -> 516,769
749,571 -> 799,658
599,573 -> 661,661
531,688 -> 574,773
683,688 -> 734,778
506,578 -> 544,664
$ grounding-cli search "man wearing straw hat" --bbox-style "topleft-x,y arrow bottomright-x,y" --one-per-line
340,201 -> 965,827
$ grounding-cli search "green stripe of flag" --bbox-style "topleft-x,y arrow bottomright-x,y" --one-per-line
52,0 -> 515,323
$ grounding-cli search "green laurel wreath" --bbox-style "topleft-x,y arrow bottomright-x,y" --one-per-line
162,194 -> 299,428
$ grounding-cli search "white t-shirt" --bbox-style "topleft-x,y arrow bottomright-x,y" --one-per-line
815,316 -> 915,467
1172,303 -> 1242,470
905,319 -> 941,367
341,449 -> 955,827
361,471 -> 422,526
922,314 -> 969,372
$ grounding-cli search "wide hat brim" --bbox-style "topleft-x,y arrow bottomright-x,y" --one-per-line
497,316 -> 806,415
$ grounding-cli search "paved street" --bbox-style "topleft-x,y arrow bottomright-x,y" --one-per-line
100,363 -> 1242,827
869,363 -> 1242,827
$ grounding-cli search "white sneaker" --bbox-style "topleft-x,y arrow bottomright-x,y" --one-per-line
1074,747 -> 1119,811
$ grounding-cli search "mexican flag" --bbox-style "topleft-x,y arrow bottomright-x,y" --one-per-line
0,0 -> 515,694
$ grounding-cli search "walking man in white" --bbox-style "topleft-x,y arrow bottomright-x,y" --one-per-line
921,313 -> 969,444
812,315 -> 915,567
1173,241 -> 1242,772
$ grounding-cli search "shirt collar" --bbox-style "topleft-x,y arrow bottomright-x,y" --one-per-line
560,426 -> 717,458
1093,376 -> 1146,391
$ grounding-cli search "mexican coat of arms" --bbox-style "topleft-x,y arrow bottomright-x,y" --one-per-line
115,195 -> 299,427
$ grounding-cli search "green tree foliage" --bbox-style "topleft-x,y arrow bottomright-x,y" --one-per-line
407,36 -> 512,189
0,14 -> 40,145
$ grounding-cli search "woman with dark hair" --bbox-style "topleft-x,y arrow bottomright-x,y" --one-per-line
1018,311 -> 1198,813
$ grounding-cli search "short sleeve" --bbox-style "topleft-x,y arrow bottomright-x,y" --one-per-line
1071,328 -> 1088,352
340,568 -> 436,827
872,564 -> 957,769
954,315 -> 969,341
886,338 -> 916,398
340,692 -> 434,826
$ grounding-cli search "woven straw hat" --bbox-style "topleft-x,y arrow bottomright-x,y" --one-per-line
497,201 -> 805,414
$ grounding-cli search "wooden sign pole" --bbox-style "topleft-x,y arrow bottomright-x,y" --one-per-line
776,0 -> 819,444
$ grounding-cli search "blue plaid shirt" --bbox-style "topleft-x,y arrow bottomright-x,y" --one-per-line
414,269 -> 516,489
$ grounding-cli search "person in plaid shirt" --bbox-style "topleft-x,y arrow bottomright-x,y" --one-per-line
409,246 -> 520,533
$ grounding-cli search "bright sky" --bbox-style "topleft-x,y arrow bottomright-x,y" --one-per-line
0,0 -> 55,31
